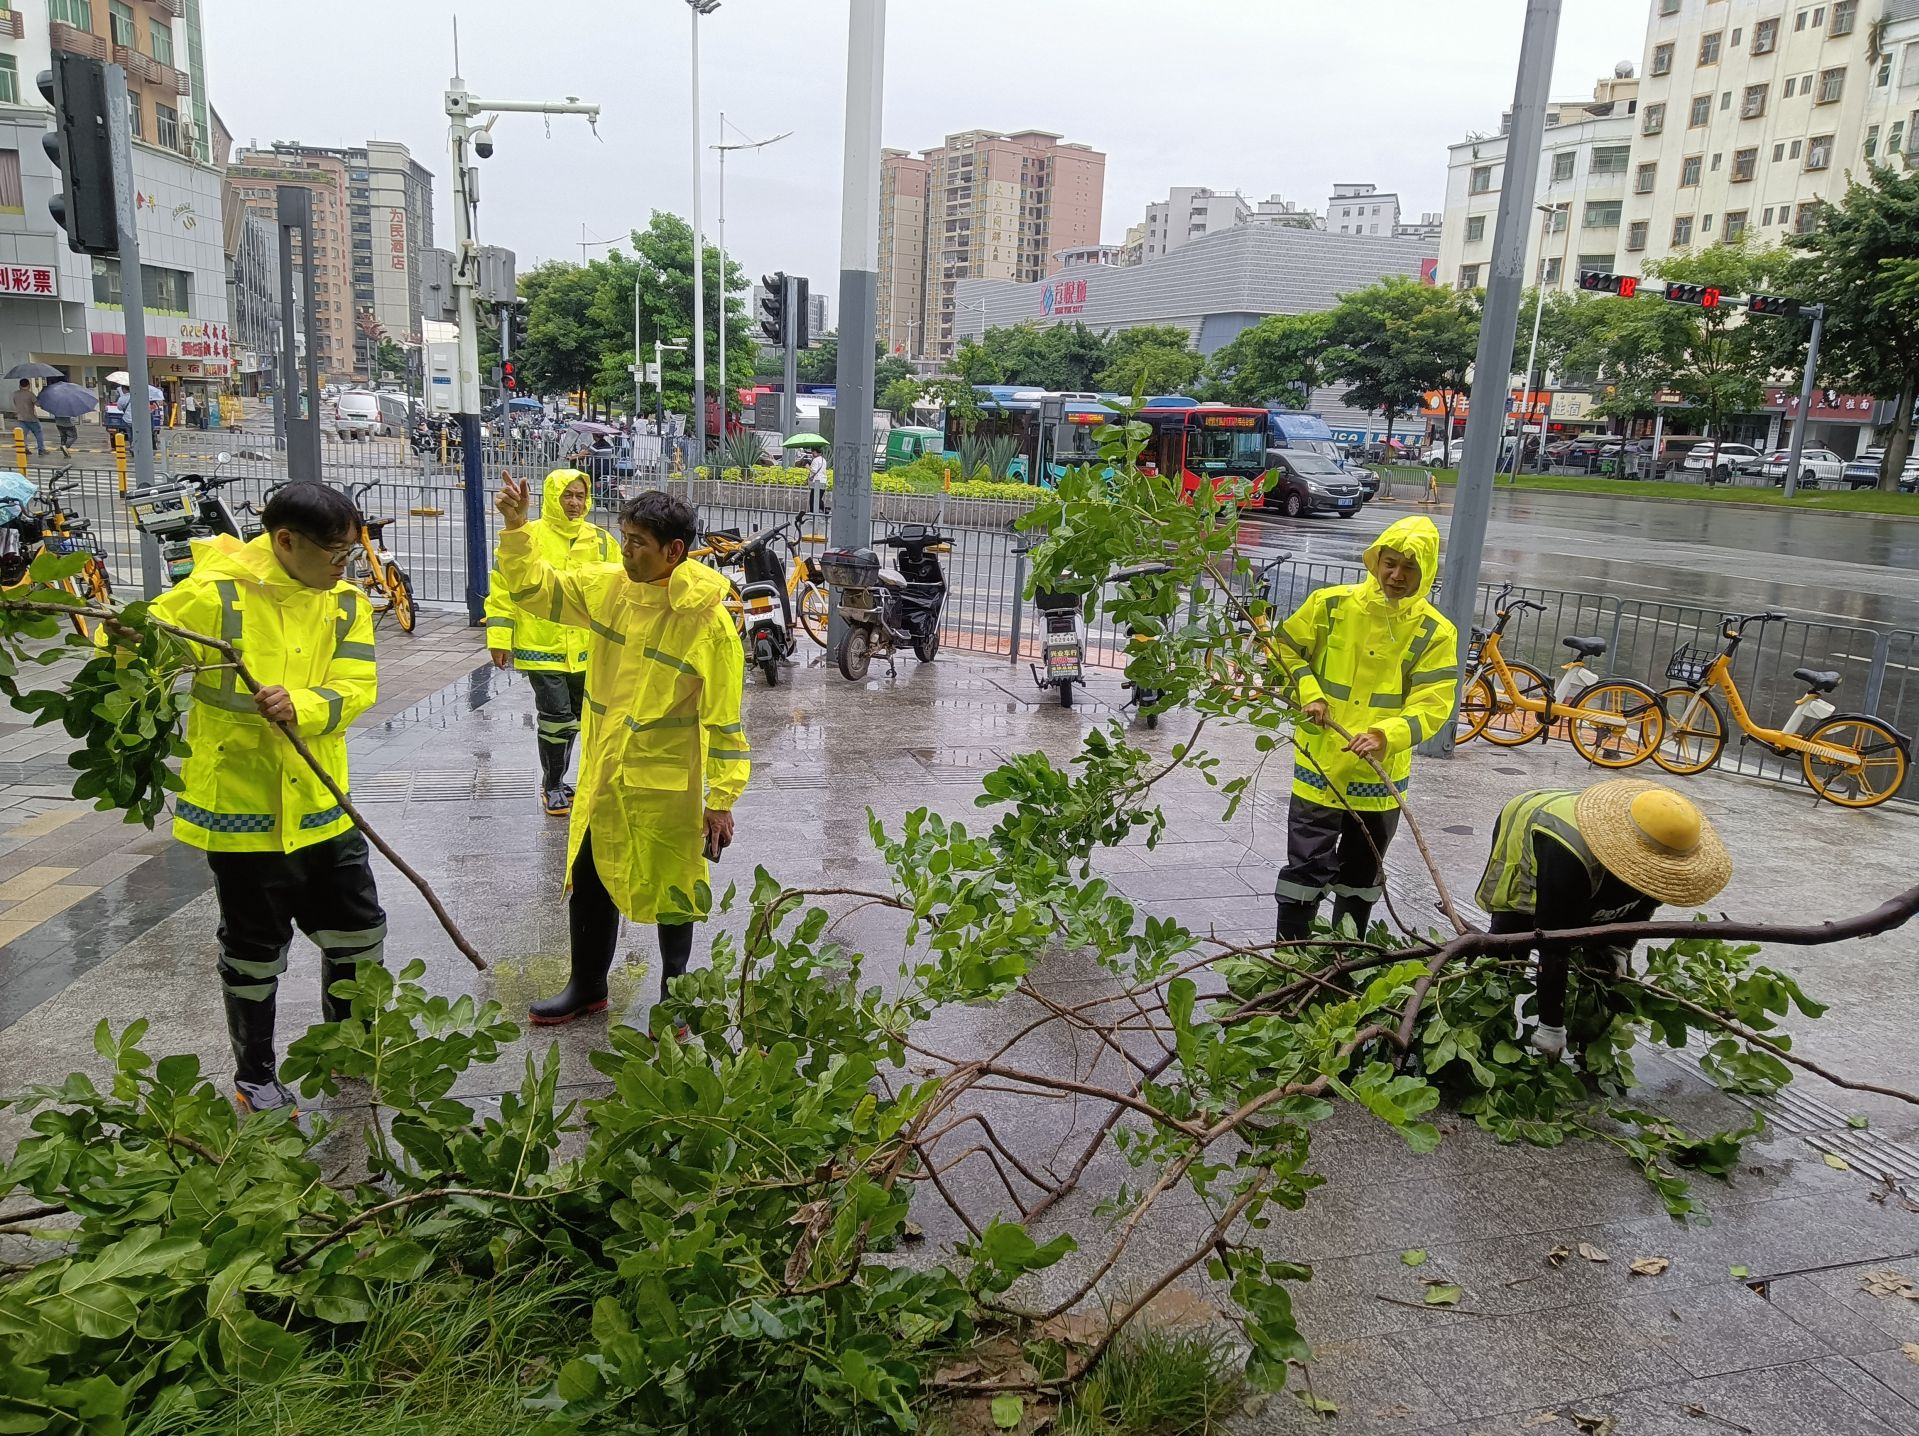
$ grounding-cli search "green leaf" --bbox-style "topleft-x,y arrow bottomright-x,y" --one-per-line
1729,1265 -> 1750,1280
217,1311 -> 305,1383
1846,1115 -> 1870,1130
1401,1249 -> 1428,1267
1422,1282 -> 1463,1307
991,1394 -> 1024,1429
1295,1392 -> 1340,1414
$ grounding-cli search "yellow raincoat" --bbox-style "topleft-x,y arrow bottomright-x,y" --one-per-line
482,469 -> 613,672
1279,515 -> 1457,812
148,533 -> 377,852
496,531 -> 749,922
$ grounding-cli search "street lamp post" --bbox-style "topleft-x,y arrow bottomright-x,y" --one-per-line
654,338 -> 688,463
712,113 -> 793,444
686,0 -> 719,470
1507,200 -> 1557,484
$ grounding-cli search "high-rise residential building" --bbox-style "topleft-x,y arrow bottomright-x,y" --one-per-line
1327,182 -> 1403,236
225,139 -> 433,382
878,128 -> 1105,362
1250,194 -> 1320,229
877,148 -> 930,358
0,1 -> 233,391
1439,69 -> 1642,293
1139,186 -> 1252,263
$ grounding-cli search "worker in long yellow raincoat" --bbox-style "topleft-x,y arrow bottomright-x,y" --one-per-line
483,468 -> 614,815
1273,514 -> 1457,942
144,482 -> 383,1115
493,477 -> 749,1026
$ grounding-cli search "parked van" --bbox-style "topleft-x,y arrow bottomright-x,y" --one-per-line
878,425 -> 943,470
333,390 -> 383,440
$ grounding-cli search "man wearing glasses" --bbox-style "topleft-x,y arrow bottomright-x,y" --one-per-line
142,482 -> 384,1114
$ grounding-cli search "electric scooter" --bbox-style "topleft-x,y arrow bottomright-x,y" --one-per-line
126,453 -> 253,586
822,525 -> 949,681
732,520 -> 798,687
1114,562 -> 1175,728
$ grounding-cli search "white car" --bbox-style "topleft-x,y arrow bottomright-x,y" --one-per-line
1679,442 -> 1765,480
1422,440 -> 1461,465
1758,447 -> 1845,487
332,390 -> 383,440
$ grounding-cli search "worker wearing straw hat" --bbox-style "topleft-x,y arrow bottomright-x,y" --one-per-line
1477,779 -> 1732,1058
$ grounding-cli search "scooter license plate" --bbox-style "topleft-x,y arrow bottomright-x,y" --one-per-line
1044,639 -> 1082,681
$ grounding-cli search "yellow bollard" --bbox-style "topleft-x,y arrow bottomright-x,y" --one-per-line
12,426 -> 27,473
943,465 -> 951,492
439,426 -> 449,466
115,432 -> 128,494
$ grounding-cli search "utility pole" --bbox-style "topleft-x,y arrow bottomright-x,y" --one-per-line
827,0 -> 886,654
686,0 -> 720,469
102,67 -> 160,595
444,75 -> 598,624
1780,304 -> 1827,500
782,274 -> 801,438
1420,0 -> 1561,758
713,114 -> 793,443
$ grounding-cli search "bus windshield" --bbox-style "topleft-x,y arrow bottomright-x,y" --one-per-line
1053,418 -> 1105,466
1187,425 -> 1267,472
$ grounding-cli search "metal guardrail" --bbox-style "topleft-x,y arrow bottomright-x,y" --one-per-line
26,459 -> 1918,803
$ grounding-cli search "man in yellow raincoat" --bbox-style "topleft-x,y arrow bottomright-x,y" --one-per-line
1273,515 -> 1457,942
483,468 -> 614,815
145,482 -> 383,1114
494,477 -> 749,1026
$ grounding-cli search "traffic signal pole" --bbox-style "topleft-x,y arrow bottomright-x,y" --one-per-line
1421,0 -> 1562,758
826,0 -> 887,657
1780,304 -> 1826,500
782,274 -> 800,438
104,68 -> 160,597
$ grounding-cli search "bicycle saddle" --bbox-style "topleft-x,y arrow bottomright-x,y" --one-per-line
363,517 -> 393,536
1792,668 -> 1841,694
1470,624 -> 1492,642
1561,635 -> 1608,658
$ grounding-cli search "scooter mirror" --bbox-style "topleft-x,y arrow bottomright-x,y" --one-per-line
216,452 -> 231,465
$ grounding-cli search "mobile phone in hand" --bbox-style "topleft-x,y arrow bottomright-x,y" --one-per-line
705,829 -> 727,862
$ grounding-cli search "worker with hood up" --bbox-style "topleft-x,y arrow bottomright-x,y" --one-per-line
493,477 -> 750,1029
484,468 -> 614,815
1273,514 -> 1457,942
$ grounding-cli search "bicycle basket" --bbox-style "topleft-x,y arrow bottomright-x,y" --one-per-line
1666,644 -> 1715,686
50,532 -> 105,561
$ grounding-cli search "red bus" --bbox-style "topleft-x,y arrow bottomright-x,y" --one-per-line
1137,405 -> 1271,499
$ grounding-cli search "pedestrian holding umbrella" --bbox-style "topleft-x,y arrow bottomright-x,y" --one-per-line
2,363 -> 63,382
35,381 -> 96,453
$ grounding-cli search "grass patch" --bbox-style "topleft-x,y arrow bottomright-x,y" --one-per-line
131,1269 -> 602,1436
1413,467 -> 1919,515
1052,1324 -> 1247,1436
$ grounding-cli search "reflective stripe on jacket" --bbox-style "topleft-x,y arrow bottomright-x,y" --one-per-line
483,469 -> 613,673
1280,515 -> 1457,812
1474,789 -> 1595,915
149,533 -> 377,854
497,528 -> 748,924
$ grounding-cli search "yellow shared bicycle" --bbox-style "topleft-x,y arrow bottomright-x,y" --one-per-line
1654,610 -> 1910,808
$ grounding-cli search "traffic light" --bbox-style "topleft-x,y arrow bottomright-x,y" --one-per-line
1578,270 -> 1638,297
1747,292 -> 1802,318
1665,282 -> 1722,309
792,275 -> 811,350
501,359 -> 517,392
37,56 -> 118,256
759,272 -> 786,344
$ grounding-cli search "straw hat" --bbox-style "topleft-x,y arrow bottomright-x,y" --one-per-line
1574,779 -> 1731,908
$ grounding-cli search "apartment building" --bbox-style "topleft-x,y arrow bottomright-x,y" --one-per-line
876,148 -> 929,358
1438,69 -> 1642,291
1139,186 -> 1252,263
878,129 -> 1105,363
0,0 -> 232,386
226,139 -> 433,382
1629,0 -> 1879,259
1327,182 -> 1402,235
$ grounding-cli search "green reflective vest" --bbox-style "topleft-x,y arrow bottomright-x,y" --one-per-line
1475,789 -> 1597,916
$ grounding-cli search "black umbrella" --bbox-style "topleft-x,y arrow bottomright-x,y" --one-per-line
34,382 -> 97,419
3,362 -> 63,382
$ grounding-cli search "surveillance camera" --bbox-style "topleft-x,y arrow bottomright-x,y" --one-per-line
473,134 -> 494,160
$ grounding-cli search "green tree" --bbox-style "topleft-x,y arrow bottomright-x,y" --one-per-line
1323,278 -> 1479,447
1767,168 -> 1919,488
797,330 -> 839,384
1098,325 -> 1203,395
947,322 -> 1115,390
1205,311 -> 1336,407
372,338 -> 408,383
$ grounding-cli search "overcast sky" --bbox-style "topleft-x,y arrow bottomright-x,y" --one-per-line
203,0 -> 1643,330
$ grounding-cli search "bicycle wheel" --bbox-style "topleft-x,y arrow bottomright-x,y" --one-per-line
1801,714 -> 1910,809
797,581 -> 830,647
1455,673 -> 1495,745
1478,661 -> 1550,746
384,563 -> 416,634
1567,680 -> 1665,769
1652,687 -> 1726,776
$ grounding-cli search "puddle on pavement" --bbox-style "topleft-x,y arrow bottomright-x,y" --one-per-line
484,952 -> 653,1016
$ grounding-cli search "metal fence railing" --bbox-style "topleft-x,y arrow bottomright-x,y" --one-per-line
26,456 -> 1918,804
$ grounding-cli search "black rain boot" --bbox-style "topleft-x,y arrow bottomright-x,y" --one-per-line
539,741 -> 571,815
224,989 -> 296,1114
529,950 -> 612,1026
559,736 -> 577,803
1276,900 -> 1318,943
1330,898 -> 1375,938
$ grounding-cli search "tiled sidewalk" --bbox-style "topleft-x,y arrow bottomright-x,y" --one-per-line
2,643 -> 1916,1433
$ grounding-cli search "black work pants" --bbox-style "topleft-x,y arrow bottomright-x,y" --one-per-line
206,829 -> 387,1004
527,669 -> 586,788
571,831 -> 695,1001
1274,795 -> 1401,939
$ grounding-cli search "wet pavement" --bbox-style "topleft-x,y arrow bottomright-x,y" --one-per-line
2,638 -> 1917,1433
